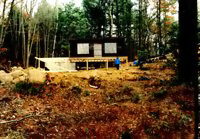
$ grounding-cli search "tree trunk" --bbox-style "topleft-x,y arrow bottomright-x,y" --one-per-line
26,24 -> 36,68
157,0 -> 162,55
138,0 -> 142,50
108,0 -> 114,37
35,32 -> 39,67
115,0 -> 120,37
26,27 -> 31,68
178,0 -> 198,137
52,5 -> 58,57
0,0 -> 7,47
21,2 -> 26,68
178,1 -> 198,84
46,25 -> 50,57
44,31 -> 47,57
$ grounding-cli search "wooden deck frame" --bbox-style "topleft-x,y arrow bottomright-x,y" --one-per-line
69,56 -> 128,70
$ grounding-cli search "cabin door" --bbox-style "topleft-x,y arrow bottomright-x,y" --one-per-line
94,44 -> 102,57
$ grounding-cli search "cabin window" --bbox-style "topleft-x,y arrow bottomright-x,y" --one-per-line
77,43 -> 89,54
104,43 -> 117,54
94,44 -> 102,57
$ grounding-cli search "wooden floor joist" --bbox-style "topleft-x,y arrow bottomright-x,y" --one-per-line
69,56 -> 128,63
69,56 -> 128,70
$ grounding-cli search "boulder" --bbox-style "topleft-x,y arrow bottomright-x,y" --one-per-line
28,68 -> 47,83
11,66 -> 23,72
12,76 -> 27,84
0,70 -> 6,75
166,53 -> 174,60
12,78 -> 21,84
19,76 -> 26,82
0,70 -> 13,84
10,70 -> 27,79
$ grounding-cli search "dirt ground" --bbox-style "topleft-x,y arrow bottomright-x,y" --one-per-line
0,62 -> 194,138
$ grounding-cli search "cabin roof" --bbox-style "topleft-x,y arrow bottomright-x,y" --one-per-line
69,37 -> 124,43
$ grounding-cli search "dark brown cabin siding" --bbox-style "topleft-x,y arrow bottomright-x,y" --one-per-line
69,38 -> 126,57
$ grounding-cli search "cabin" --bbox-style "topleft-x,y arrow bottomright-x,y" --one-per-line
35,37 -> 128,71
69,37 -> 128,70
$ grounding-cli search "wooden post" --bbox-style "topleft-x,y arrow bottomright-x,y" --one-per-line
35,57 -> 40,69
86,60 -> 89,70
106,60 -> 109,69
126,57 -> 128,63
38,60 -> 40,68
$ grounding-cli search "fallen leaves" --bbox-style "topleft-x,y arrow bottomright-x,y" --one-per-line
0,62 -> 194,138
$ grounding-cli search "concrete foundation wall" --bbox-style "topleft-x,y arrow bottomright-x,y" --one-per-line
36,57 -> 76,72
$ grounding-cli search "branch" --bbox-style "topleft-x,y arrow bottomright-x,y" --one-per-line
0,114 -> 40,124
89,84 -> 99,89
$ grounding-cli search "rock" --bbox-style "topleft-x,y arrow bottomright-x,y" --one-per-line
0,70 -> 13,84
11,66 -> 23,72
0,70 -> 6,74
107,72 -> 112,75
19,76 -> 26,82
28,68 -> 47,83
166,53 -> 174,60
10,70 -> 27,79
12,78 -> 20,84
88,76 -> 101,88
9,68 -> 28,84
4,75 -> 13,83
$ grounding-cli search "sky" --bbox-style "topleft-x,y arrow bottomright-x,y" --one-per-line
46,0 -> 179,20
1,0 -> 199,21
47,0 -> 82,7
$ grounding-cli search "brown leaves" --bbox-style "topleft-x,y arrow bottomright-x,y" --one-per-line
0,62 -> 195,138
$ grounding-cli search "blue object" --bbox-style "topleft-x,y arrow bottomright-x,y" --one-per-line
114,58 -> 121,65
133,60 -> 138,65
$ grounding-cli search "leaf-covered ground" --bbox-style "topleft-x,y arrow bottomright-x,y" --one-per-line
0,62 -> 194,138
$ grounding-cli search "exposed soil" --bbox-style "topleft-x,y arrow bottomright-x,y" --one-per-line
0,62 -> 194,138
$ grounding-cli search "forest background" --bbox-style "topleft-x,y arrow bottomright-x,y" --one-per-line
0,0 -> 185,68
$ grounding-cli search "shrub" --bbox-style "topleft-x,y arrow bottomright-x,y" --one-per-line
149,111 -> 160,119
138,76 -> 150,81
176,100 -> 193,111
6,130 -> 25,139
71,85 -> 82,94
163,58 -> 177,70
178,114 -> 192,127
159,79 -> 168,85
169,76 -> 181,86
138,50 -> 149,61
14,82 -> 44,95
121,130 -> 132,139
172,114 -> 192,130
131,93 -> 140,103
144,126 -> 160,137
150,90 -> 167,100
83,90 -> 90,96
15,82 -> 31,92
120,85 -> 133,96
160,121 -> 170,132
137,50 -> 149,69
159,76 -> 182,86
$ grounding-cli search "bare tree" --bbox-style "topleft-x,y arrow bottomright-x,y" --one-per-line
0,0 -> 7,47
178,0 -> 198,137
52,0 -> 58,57
20,0 -> 38,67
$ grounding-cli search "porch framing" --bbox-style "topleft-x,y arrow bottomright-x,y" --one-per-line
69,56 -> 128,70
